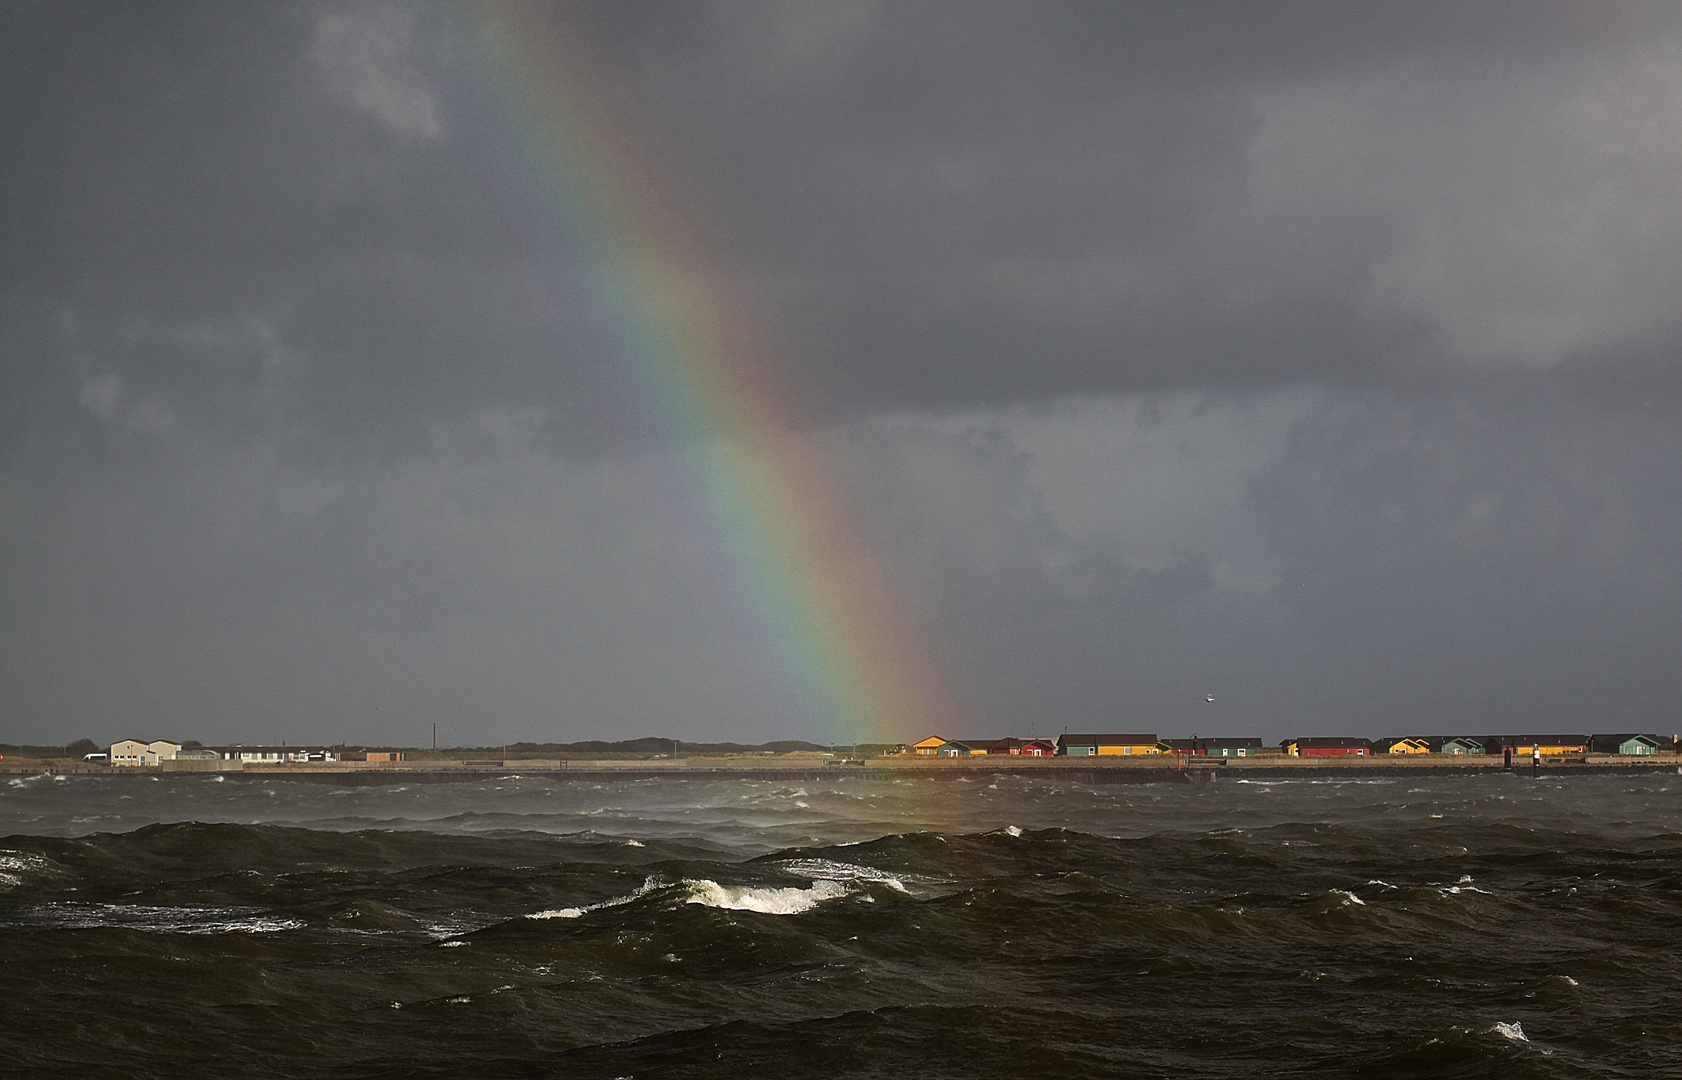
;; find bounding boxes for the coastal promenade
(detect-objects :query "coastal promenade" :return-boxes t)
[4,756,1217,784]
[6,753,1679,783]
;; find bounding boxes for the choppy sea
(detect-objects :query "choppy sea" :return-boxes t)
[4,770,1682,1078]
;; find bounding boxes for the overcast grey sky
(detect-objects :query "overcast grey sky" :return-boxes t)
[4,1,1682,747]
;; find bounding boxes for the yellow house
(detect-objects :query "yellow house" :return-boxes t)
[911,736,948,756]
[1103,735,1162,756]
[1386,738,1431,754]
[1058,734,1163,756]
[1508,736,1588,756]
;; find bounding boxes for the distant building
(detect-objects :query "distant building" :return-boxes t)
[936,740,973,756]
[108,740,182,766]
[1496,736,1587,756]
[1057,734,1164,757]
[1440,737,1489,755]
[1162,738,1263,757]
[1589,734,1664,755]
[1378,738,1431,755]
[1284,738,1372,757]
[202,746,339,763]
[365,751,405,762]
[911,736,949,756]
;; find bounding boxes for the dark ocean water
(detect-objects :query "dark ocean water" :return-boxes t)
[4,771,1682,1079]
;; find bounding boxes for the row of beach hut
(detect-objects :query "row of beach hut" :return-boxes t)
[903,733,1674,758]
[906,735,1265,757]
[1288,734,1673,756]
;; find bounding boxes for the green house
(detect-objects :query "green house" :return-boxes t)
[1590,734,1663,755]
[1441,738,1487,755]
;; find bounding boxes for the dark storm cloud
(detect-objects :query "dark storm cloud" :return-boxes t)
[625,0,1682,408]
[7,0,1682,450]
[5,2,1682,745]
[0,1,591,453]
[852,382,1682,736]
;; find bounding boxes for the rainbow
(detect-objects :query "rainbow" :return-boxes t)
[450,2,955,744]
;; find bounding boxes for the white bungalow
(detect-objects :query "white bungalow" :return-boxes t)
[203,745,339,763]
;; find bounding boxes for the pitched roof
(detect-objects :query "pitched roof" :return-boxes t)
[201,745,332,753]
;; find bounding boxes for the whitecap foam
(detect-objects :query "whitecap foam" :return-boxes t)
[530,876,663,920]
[681,878,849,914]
[1489,1021,1528,1042]
[1326,889,1366,906]
[23,903,303,933]
[0,851,52,889]
[776,858,912,892]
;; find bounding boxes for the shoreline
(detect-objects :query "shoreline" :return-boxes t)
[5,755,1679,783]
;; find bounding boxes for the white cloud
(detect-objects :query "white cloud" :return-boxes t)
[751,0,880,84]
[79,374,123,423]
[310,3,445,141]
[78,373,176,435]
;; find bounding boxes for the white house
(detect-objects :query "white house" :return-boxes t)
[108,739,183,766]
